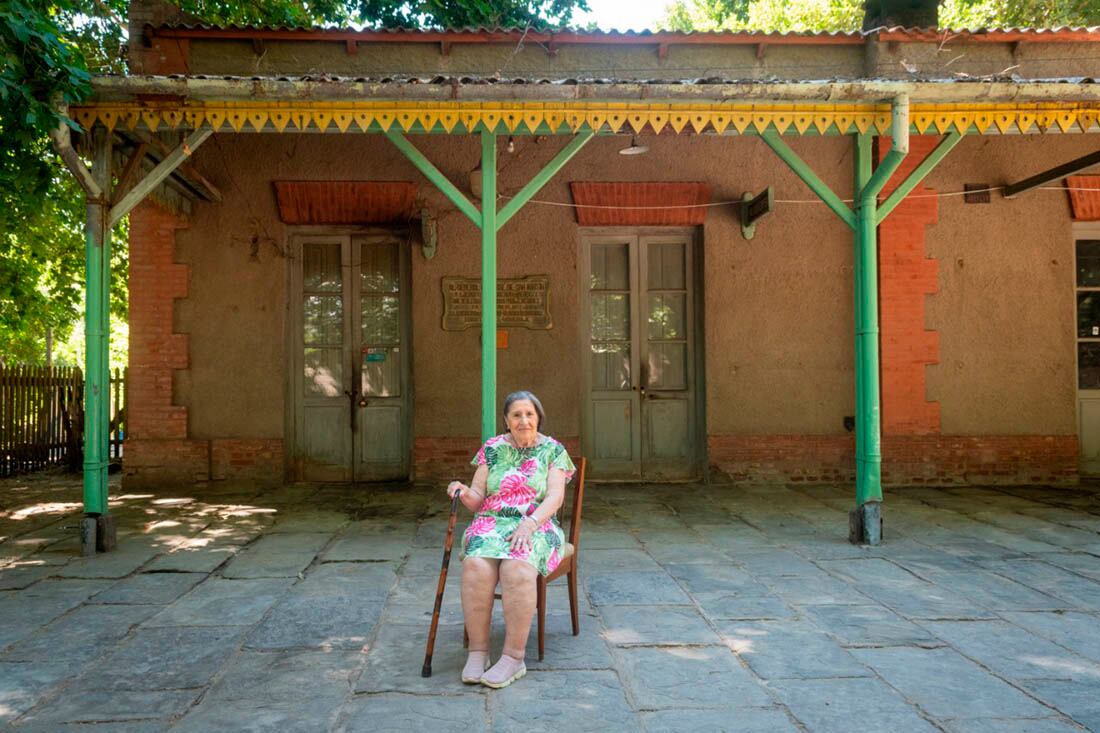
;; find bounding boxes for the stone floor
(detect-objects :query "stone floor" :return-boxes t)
[1,473,1100,731]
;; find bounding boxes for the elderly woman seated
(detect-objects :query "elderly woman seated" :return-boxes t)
[446,390,575,689]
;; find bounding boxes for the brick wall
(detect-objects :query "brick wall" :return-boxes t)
[878,135,942,435]
[709,435,1077,486]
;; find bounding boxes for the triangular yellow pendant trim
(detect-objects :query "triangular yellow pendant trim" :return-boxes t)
[834,115,853,134]
[973,113,994,133]
[647,113,668,134]
[1056,111,1076,133]
[873,113,891,134]
[142,109,162,131]
[184,109,205,129]
[439,111,460,133]
[952,114,973,134]
[1079,111,1098,132]
[122,109,142,131]
[205,109,226,131]
[628,113,648,134]
[375,112,396,132]
[793,115,813,134]
[248,110,269,132]
[813,115,832,134]
[669,113,690,133]
[99,110,118,133]
[162,110,183,129]
[688,113,710,134]
[912,113,935,134]
[853,114,873,134]
[993,113,1014,134]
[333,112,354,133]
[501,110,522,132]
[772,115,792,134]
[395,110,416,132]
[73,108,97,131]
[710,114,731,134]
[482,112,503,133]
[522,111,543,133]
[586,111,609,132]
[606,112,627,133]
[1016,112,1035,133]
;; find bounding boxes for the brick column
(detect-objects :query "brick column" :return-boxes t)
[125,201,209,486]
[877,135,942,436]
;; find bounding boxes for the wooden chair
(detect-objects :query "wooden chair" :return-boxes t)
[463,457,587,661]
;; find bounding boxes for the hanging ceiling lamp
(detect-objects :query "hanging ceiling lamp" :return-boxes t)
[619,136,649,155]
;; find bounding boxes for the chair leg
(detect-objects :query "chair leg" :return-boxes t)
[567,569,580,636]
[463,626,468,648]
[536,576,547,662]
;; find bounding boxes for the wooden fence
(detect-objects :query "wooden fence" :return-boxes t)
[0,365,127,477]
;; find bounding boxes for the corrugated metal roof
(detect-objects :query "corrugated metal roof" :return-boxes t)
[274,181,417,224]
[153,22,1100,41]
[96,72,1100,85]
[570,182,711,226]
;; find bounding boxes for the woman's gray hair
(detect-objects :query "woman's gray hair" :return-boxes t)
[502,390,546,431]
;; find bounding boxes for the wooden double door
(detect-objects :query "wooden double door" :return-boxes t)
[580,230,702,480]
[291,233,411,481]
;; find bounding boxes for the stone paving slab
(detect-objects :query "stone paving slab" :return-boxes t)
[999,611,1100,663]
[1,602,158,664]
[18,688,202,727]
[220,532,331,578]
[172,694,344,733]
[89,570,205,604]
[338,692,487,732]
[615,644,772,710]
[851,646,1055,719]
[586,570,693,606]
[769,677,941,733]
[600,604,721,645]
[144,577,294,626]
[718,619,871,680]
[489,670,637,732]
[0,661,75,724]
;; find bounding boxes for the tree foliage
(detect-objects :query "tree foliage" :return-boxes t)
[0,0,588,367]
[659,0,1100,31]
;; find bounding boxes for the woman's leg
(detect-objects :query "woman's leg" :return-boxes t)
[499,559,538,659]
[461,557,499,652]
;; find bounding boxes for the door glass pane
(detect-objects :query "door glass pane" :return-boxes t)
[361,294,400,344]
[647,242,686,290]
[303,243,342,292]
[304,295,343,345]
[362,242,399,293]
[304,348,343,396]
[592,294,629,340]
[1081,343,1100,389]
[591,343,630,390]
[647,293,686,340]
[1078,240,1100,287]
[361,347,400,397]
[1078,293,1100,338]
[591,244,629,290]
[647,343,687,390]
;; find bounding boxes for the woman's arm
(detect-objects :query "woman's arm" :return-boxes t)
[459,464,489,512]
[529,467,566,526]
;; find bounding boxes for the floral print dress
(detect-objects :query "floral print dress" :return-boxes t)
[461,433,576,576]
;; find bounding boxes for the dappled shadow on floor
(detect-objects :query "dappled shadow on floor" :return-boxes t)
[1,474,1100,731]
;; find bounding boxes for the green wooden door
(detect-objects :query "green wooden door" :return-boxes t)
[581,231,699,480]
[293,234,410,482]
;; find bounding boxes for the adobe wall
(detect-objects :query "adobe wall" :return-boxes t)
[126,128,1093,487]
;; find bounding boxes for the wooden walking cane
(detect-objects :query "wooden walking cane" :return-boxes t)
[422,489,461,677]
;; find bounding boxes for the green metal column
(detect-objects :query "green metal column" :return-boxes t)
[853,134,879,506]
[480,132,498,441]
[83,126,111,517]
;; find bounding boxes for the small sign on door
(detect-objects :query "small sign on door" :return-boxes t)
[363,347,386,363]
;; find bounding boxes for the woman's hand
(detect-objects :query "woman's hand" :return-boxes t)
[446,481,467,501]
[508,515,539,553]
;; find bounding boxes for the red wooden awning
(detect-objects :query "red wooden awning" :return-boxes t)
[273,181,417,224]
[569,182,711,226]
[1067,175,1100,221]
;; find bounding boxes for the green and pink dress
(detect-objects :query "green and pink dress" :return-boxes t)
[461,433,576,576]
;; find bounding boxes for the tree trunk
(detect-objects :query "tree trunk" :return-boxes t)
[863,0,938,30]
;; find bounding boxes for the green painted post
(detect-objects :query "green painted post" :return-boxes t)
[877,132,962,224]
[84,126,111,517]
[853,134,872,506]
[761,131,856,230]
[481,132,498,441]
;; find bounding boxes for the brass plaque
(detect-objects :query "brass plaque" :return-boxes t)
[442,275,551,331]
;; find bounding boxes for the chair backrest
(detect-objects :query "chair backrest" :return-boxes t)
[565,457,587,551]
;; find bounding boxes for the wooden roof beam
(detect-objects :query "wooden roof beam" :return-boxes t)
[1004,147,1100,198]
[118,128,222,203]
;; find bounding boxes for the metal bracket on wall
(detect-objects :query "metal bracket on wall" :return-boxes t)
[739,187,773,241]
[420,209,438,259]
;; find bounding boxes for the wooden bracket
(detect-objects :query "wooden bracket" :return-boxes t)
[440,40,451,56]
[755,43,767,61]
[120,129,222,204]
[109,128,213,227]
[657,43,668,60]
[251,38,265,55]
[346,39,357,55]
[112,142,148,204]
